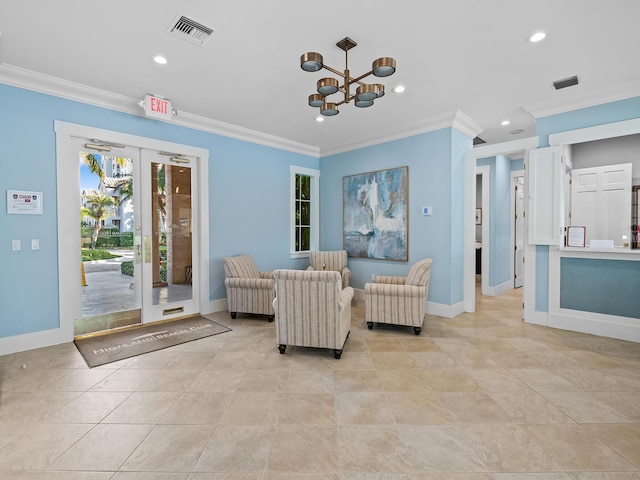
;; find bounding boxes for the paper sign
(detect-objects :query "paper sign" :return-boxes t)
[7,190,43,215]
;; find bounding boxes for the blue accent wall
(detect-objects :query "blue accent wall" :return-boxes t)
[320,127,472,306]
[0,83,317,338]
[560,258,640,318]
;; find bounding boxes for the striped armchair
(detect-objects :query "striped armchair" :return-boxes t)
[364,258,433,335]
[306,250,351,288]
[273,269,354,359]
[223,254,275,321]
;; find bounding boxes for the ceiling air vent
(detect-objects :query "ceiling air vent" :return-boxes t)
[473,136,487,146]
[553,75,579,90]
[167,14,214,45]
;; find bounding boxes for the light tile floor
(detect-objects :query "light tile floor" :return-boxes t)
[1,288,640,479]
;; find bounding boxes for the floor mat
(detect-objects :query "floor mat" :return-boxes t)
[74,315,231,368]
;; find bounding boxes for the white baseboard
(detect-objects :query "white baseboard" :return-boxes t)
[202,298,228,315]
[524,310,549,327]
[549,310,640,343]
[484,280,512,297]
[0,327,69,356]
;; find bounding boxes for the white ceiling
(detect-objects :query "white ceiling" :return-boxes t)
[1,0,639,156]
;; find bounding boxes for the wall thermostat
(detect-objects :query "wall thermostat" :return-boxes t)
[422,206,432,216]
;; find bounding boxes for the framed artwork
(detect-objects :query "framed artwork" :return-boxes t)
[475,208,482,225]
[567,226,586,247]
[343,166,408,261]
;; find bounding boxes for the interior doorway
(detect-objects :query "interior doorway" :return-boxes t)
[512,171,524,288]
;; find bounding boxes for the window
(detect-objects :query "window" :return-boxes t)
[290,165,319,258]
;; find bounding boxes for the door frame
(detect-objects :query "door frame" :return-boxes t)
[510,169,525,288]
[476,165,490,296]
[55,121,210,341]
[464,136,539,313]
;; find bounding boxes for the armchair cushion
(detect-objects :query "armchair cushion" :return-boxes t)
[308,250,351,287]
[224,254,261,279]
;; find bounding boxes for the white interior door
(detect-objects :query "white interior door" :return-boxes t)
[140,150,199,323]
[514,175,524,288]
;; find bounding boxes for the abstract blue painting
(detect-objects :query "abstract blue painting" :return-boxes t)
[343,166,408,261]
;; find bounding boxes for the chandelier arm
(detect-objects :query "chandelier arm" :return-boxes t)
[349,70,374,84]
[322,64,346,78]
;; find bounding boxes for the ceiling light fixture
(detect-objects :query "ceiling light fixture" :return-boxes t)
[153,55,168,65]
[501,120,511,126]
[300,37,396,117]
[393,85,405,93]
[528,31,546,43]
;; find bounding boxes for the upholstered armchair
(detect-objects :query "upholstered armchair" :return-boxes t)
[223,254,275,321]
[306,250,351,288]
[273,269,354,359]
[364,258,433,335]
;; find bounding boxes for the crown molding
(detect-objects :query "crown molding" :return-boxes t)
[320,110,483,157]
[523,81,640,119]
[0,63,320,158]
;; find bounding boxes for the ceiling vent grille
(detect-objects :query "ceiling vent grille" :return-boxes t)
[553,75,579,90]
[167,15,214,45]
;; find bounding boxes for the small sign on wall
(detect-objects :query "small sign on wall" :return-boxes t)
[7,190,43,215]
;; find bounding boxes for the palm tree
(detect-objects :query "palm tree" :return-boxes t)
[82,153,104,181]
[81,194,118,248]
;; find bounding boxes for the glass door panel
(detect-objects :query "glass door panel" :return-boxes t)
[77,143,142,335]
[141,152,198,322]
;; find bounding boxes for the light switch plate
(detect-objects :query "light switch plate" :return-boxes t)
[31,239,40,250]
[12,239,21,251]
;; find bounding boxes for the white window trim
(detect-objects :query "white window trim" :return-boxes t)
[290,165,320,258]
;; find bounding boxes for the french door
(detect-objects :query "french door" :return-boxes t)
[77,140,198,335]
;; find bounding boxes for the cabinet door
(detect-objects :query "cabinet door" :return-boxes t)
[527,146,563,245]
[571,163,632,247]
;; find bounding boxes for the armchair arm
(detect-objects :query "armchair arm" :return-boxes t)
[374,275,406,285]
[339,286,354,311]
[365,282,425,298]
[259,271,274,279]
[341,266,352,288]
[225,277,274,290]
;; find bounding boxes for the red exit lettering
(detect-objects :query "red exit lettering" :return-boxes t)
[150,97,168,114]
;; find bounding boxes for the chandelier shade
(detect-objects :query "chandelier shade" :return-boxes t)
[356,84,379,101]
[300,37,396,116]
[300,52,323,72]
[354,98,374,108]
[372,57,396,77]
[308,94,324,107]
[317,78,339,95]
[321,102,340,116]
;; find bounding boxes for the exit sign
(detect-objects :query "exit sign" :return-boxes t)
[143,94,174,120]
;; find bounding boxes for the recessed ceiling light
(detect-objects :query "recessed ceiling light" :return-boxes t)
[501,120,511,126]
[153,55,168,65]
[315,116,324,122]
[393,85,405,94]
[529,31,546,43]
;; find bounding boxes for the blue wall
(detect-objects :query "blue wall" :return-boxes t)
[319,127,472,306]
[0,83,317,338]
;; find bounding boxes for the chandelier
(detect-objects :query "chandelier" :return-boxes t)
[300,37,396,116]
